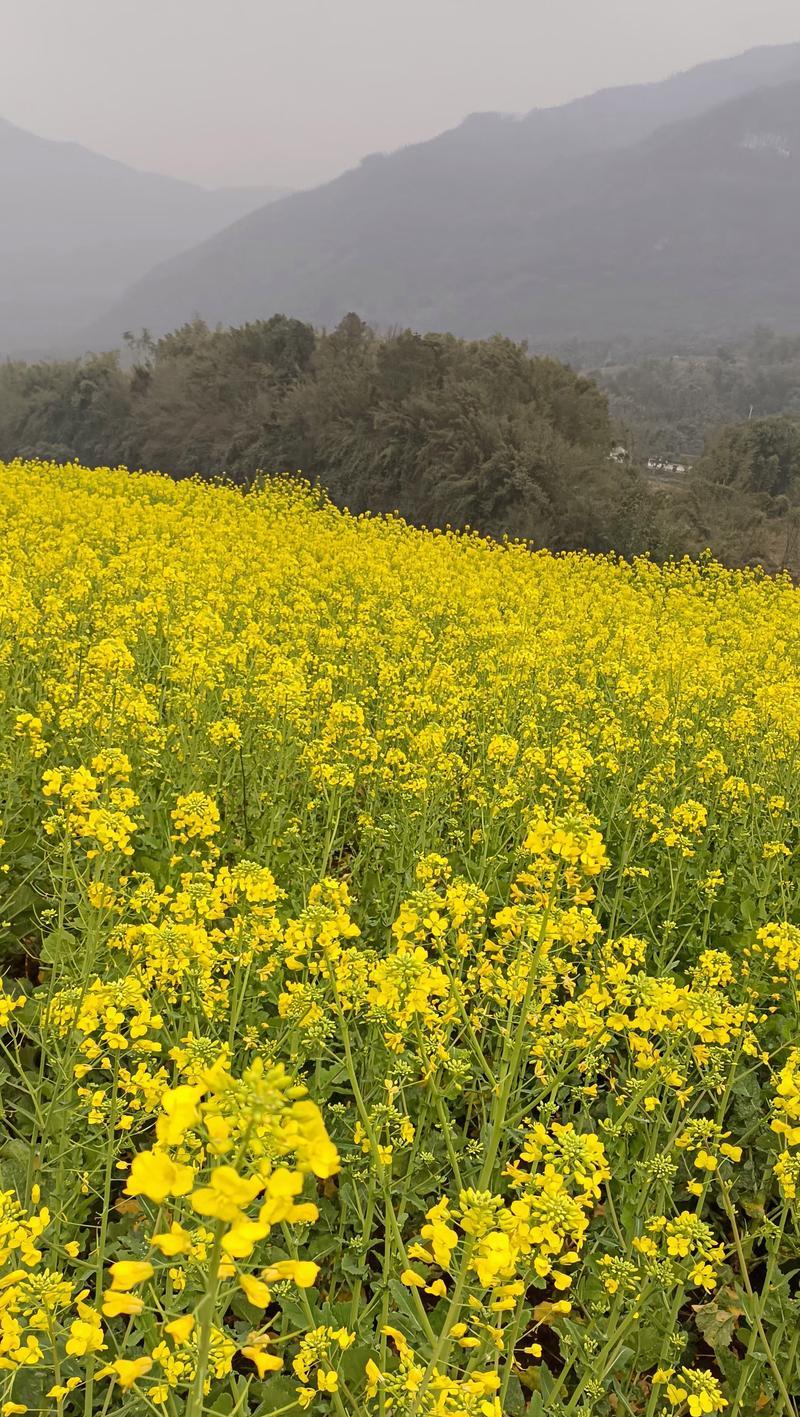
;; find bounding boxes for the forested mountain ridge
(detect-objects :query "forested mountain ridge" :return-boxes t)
[92,42,800,348]
[0,116,286,355]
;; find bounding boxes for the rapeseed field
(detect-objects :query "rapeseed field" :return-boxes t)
[1,459,799,1417]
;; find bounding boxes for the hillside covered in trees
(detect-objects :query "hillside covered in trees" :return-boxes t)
[1,314,799,571]
[594,328,800,457]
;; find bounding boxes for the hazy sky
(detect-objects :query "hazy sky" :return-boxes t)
[3,0,799,190]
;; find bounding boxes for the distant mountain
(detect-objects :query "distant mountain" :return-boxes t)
[486,79,800,345]
[514,37,800,154]
[0,117,287,354]
[93,41,800,349]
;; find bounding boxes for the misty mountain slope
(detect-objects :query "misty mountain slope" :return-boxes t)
[448,79,800,343]
[92,41,800,347]
[516,37,800,152]
[0,117,286,354]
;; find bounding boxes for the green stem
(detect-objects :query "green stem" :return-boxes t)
[186,1219,225,1417]
[720,1185,795,1417]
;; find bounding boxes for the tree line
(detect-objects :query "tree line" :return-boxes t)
[1,314,798,570]
[594,327,800,459]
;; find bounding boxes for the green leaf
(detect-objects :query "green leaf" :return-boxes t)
[387,1277,428,1335]
[523,1392,547,1416]
[276,1295,312,1333]
[206,1393,235,1415]
[40,927,77,965]
[502,1374,526,1415]
[693,1299,738,1351]
[251,1375,301,1414]
[0,1137,32,1194]
[632,1324,667,1367]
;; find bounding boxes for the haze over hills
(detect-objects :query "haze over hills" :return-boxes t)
[92,41,800,351]
[0,117,287,354]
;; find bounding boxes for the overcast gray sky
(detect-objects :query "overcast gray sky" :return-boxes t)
[2,0,799,190]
